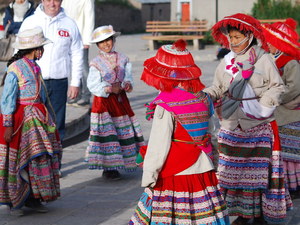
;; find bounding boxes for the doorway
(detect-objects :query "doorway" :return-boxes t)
[181,2,190,22]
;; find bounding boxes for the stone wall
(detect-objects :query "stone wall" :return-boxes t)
[95,2,143,33]
[141,3,171,28]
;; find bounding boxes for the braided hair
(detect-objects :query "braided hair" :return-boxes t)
[1,48,35,86]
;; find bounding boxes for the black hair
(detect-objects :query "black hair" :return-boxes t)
[96,36,115,46]
[227,25,249,36]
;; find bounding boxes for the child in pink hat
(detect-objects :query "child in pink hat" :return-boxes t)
[129,39,229,225]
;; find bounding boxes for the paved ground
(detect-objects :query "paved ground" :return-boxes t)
[0,34,300,225]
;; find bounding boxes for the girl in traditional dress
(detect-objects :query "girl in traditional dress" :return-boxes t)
[129,39,229,225]
[0,27,61,216]
[86,25,145,180]
[263,18,300,197]
[204,13,293,225]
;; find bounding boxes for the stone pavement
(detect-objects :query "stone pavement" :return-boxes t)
[0,34,300,225]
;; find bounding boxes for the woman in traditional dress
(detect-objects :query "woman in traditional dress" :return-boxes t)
[0,27,61,216]
[204,13,293,225]
[86,25,145,180]
[263,18,300,197]
[129,39,229,225]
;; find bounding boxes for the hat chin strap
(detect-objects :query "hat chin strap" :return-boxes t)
[230,34,254,55]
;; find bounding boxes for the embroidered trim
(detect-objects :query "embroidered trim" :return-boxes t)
[3,114,13,127]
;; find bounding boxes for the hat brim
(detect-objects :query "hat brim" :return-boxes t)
[90,32,121,44]
[12,39,52,50]
[141,65,205,92]
[263,24,300,60]
[212,13,268,51]
[143,57,201,81]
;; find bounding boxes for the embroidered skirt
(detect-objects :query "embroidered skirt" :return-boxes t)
[279,121,300,191]
[217,122,292,223]
[0,103,61,209]
[87,91,145,171]
[129,171,229,225]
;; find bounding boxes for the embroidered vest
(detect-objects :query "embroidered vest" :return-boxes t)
[151,88,213,142]
[150,88,214,177]
[8,58,41,104]
[90,52,129,84]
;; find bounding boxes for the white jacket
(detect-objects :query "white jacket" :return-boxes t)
[19,4,83,87]
[62,0,95,46]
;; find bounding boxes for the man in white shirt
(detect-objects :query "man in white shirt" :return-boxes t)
[62,0,95,106]
[19,0,83,143]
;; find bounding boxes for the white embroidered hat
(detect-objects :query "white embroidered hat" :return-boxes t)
[12,27,52,50]
[90,25,121,44]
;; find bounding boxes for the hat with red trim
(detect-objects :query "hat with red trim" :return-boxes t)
[141,39,204,91]
[262,18,300,59]
[211,13,268,51]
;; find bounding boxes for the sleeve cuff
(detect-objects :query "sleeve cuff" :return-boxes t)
[70,79,81,87]
[2,114,13,127]
[141,170,158,188]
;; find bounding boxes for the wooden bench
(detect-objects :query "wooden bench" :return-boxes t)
[142,20,209,50]
[259,19,286,23]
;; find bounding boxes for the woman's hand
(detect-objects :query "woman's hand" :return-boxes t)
[4,127,13,143]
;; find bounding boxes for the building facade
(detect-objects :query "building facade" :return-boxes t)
[140,0,171,26]
[170,0,257,26]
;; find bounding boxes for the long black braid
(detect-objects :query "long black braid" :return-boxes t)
[1,48,36,86]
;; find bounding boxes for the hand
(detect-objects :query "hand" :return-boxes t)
[4,127,13,143]
[214,99,223,120]
[104,86,112,94]
[83,45,90,49]
[124,82,133,93]
[68,86,80,99]
[111,83,121,94]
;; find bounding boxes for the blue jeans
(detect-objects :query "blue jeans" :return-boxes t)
[44,78,68,141]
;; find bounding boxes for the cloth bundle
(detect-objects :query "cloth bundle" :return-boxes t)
[0,23,15,62]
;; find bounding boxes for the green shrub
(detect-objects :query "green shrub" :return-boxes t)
[252,0,300,26]
[203,30,216,45]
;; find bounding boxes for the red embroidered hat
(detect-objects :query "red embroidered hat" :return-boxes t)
[211,13,268,51]
[141,39,204,92]
[263,18,300,59]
